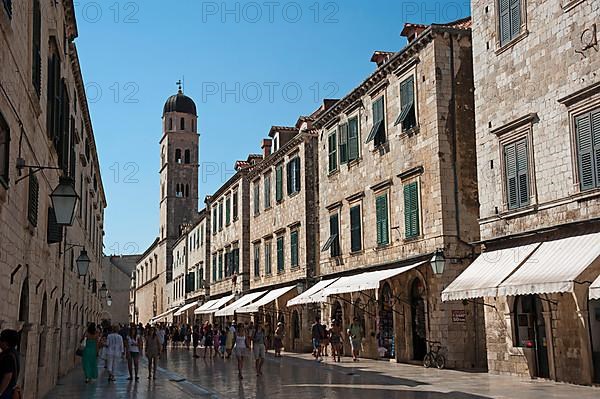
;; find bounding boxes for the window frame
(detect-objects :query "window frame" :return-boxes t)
[573,107,600,192]
[366,95,386,146]
[347,115,360,162]
[232,190,239,221]
[264,171,272,209]
[328,129,338,173]
[225,195,231,225]
[253,179,261,216]
[253,243,261,278]
[290,229,299,268]
[276,235,285,273]
[375,192,390,247]
[349,204,362,253]
[496,0,527,50]
[275,164,284,202]
[264,240,272,276]
[395,73,418,132]
[403,180,421,239]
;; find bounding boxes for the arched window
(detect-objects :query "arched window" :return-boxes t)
[168,118,173,131]
[175,149,182,163]
[180,118,185,130]
[191,119,195,133]
[18,277,29,322]
[184,149,191,164]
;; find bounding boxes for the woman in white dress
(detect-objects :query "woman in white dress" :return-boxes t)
[234,324,249,380]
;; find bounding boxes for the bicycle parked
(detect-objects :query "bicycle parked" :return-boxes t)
[423,340,446,369]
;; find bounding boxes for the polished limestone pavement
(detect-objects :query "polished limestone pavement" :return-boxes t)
[46,348,599,398]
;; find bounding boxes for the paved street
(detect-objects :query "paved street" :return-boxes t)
[45,348,600,398]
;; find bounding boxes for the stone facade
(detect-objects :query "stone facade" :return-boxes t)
[0,1,107,397]
[312,19,486,369]
[132,239,165,325]
[471,0,600,385]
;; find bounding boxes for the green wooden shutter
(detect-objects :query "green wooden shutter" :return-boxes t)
[226,197,231,224]
[28,174,39,227]
[212,255,216,282]
[276,165,283,201]
[577,113,595,191]
[504,142,519,208]
[47,207,63,244]
[509,0,521,39]
[376,195,389,246]
[404,182,420,238]
[499,0,511,45]
[290,231,298,267]
[277,237,284,272]
[328,133,338,171]
[350,205,362,252]
[339,124,349,164]
[348,117,359,161]
[516,140,529,206]
[330,213,340,256]
[286,162,292,195]
[294,157,301,192]
[254,245,260,277]
[592,110,600,188]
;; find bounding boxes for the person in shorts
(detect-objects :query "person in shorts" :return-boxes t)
[311,318,323,361]
[252,321,266,376]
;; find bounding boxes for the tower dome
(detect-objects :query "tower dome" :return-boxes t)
[162,88,197,117]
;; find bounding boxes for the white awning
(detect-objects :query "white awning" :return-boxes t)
[237,286,297,313]
[322,262,425,297]
[194,294,235,315]
[590,274,600,300]
[287,278,340,306]
[497,232,600,296]
[174,301,198,316]
[150,307,178,323]
[214,291,268,317]
[441,244,540,302]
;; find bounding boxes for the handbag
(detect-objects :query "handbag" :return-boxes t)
[76,337,86,357]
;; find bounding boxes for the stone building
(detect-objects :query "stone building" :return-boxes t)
[243,116,324,351]
[0,1,107,397]
[443,0,600,385]
[132,88,202,325]
[303,18,486,369]
[102,255,139,325]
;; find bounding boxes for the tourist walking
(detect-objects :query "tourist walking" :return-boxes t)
[347,317,364,362]
[192,324,200,358]
[329,320,342,362]
[105,326,125,382]
[321,322,330,357]
[0,329,20,399]
[81,323,99,383]
[311,318,324,362]
[234,324,249,380]
[252,322,266,376]
[125,327,142,380]
[156,324,166,355]
[225,322,235,359]
[145,327,162,379]
[203,324,213,359]
[274,322,285,357]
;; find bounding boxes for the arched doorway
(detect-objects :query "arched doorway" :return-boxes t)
[410,279,427,361]
[17,278,29,388]
[379,283,394,359]
[515,295,549,378]
[291,310,300,341]
[331,301,343,325]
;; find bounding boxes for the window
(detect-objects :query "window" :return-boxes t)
[348,117,360,162]
[504,138,529,209]
[276,236,284,273]
[218,252,223,280]
[264,172,271,209]
[322,213,340,257]
[254,243,260,277]
[225,196,231,225]
[575,109,600,191]
[376,193,390,246]
[232,246,239,275]
[218,201,223,230]
[0,111,9,185]
[28,174,39,227]
[212,254,217,282]
[404,182,420,238]
[350,205,362,252]
[168,118,172,130]
[275,164,283,201]
[265,241,272,275]
[184,149,191,164]
[175,149,182,163]
[339,124,348,164]
[180,117,185,130]
[212,207,217,234]
[366,96,386,146]
[232,190,239,220]
[290,230,299,268]
[32,0,42,96]
[499,0,522,46]
[328,131,337,172]
[253,180,260,216]
[224,248,231,277]
[395,76,416,131]
[286,157,301,195]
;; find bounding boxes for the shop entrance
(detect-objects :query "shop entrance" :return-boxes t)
[589,299,600,383]
[379,283,394,358]
[515,295,550,378]
[410,279,427,361]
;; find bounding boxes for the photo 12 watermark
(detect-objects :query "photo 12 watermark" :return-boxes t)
[200,81,339,104]
[200,2,340,24]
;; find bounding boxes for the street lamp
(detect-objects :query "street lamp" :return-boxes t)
[50,177,79,225]
[76,249,91,277]
[106,294,112,307]
[99,282,108,298]
[430,249,446,275]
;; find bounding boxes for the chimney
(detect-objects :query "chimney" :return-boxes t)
[370,51,395,67]
[261,139,272,157]
[400,23,428,44]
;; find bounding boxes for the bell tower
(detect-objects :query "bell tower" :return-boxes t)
[159,82,199,281]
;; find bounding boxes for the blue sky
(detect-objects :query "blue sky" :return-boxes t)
[73,0,470,255]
